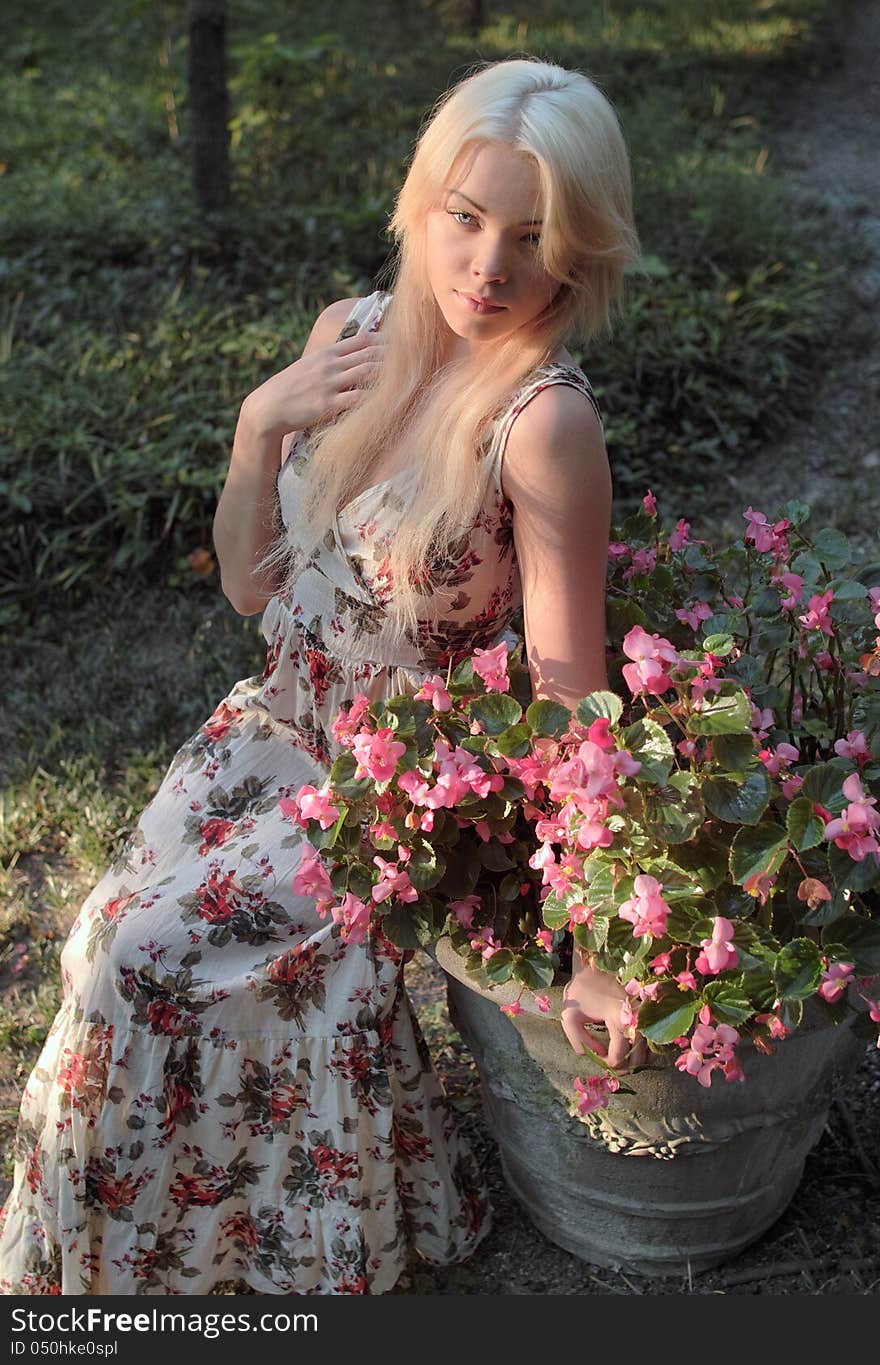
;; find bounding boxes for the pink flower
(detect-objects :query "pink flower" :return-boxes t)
[822,773,880,861]
[695,917,738,975]
[870,586,880,629]
[535,929,555,953]
[500,999,525,1018]
[292,843,334,901]
[370,856,419,905]
[621,625,679,696]
[330,693,372,746]
[568,903,595,931]
[573,1074,620,1116]
[797,877,832,911]
[798,589,834,635]
[675,1021,742,1088]
[834,729,871,768]
[352,727,407,783]
[330,893,372,946]
[758,741,800,778]
[622,546,657,581]
[650,951,672,976]
[469,926,503,960]
[775,570,804,611]
[414,675,452,711]
[533,994,551,1013]
[472,642,510,693]
[450,894,481,929]
[743,507,790,557]
[618,874,670,939]
[781,773,804,799]
[675,600,712,631]
[668,518,690,551]
[284,783,341,831]
[675,969,698,991]
[642,490,657,516]
[607,541,630,559]
[817,961,855,1004]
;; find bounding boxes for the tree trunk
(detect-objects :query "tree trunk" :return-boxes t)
[187,0,231,215]
[463,0,485,36]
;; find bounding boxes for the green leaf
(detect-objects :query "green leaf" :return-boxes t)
[407,845,446,891]
[685,686,752,736]
[575,690,623,726]
[479,841,515,872]
[711,732,759,772]
[786,797,826,852]
[828,845,880,893]
[437,844,481,899]
[741,963,777,1012]
[812,527,850,571]
[701,632,734,657]
[380,900,442,951]
[541,893,574,931]
[658,834,729,892]
[823,914,880,973]
[774,938,823,1000]
[702,981,754,1025]
[328,749,373,800]
[643,776,705,844]
[526,698,572,737]
[513,947,555,990]
[494,721,533,758]
[703,767,770,826]
[450,657,475,689]
[801,762,850,811]
[621,716,674,785]
[468,693,523,736]
[637,992,698,1045]
[799,886,849,927]
[730,822,790,886]
[484,949,514,985]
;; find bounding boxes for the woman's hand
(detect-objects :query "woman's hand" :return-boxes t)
[242,326,387,442]
[561,953,647,1071]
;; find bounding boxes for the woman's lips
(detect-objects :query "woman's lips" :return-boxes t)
[456,291,505,314]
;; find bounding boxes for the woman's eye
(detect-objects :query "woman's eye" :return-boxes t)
[449,209,540,248]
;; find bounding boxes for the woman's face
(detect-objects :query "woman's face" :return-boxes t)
[425,142,559,362]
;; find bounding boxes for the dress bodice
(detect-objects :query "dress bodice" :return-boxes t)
[227,290,602,768]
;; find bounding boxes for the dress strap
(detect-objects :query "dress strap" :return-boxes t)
[335,290,392,341]
[486,362,604,493]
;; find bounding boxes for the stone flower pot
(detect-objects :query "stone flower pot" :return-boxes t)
[432,936,865,1277]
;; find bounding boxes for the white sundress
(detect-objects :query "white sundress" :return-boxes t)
[0,290,602,1294]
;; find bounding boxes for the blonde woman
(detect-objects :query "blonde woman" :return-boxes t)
[0,57,641,1295]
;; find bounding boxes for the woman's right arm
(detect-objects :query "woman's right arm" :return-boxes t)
[212,296,384,615]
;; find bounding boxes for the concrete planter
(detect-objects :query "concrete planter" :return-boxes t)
[433,936,865,1277]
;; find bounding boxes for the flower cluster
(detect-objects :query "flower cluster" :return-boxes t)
[283,495,880,1125]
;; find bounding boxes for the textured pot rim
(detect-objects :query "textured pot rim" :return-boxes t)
[428,934,860,1048]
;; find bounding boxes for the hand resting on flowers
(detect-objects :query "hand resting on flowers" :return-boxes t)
[561,953,647,1071]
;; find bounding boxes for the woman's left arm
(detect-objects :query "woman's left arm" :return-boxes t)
[502,382,612,710]
[503,383,645,1070]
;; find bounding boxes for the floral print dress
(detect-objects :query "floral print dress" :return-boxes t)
[0,291,602,1296]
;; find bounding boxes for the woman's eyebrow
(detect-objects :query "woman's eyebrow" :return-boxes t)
[446,190,543,226]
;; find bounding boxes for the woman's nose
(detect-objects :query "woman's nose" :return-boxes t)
[473,239,509,282]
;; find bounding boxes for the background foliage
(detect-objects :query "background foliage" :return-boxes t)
[0,0,856,622]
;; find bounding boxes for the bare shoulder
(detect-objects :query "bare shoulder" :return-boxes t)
[502,379,607,508]
[306,295,365,351]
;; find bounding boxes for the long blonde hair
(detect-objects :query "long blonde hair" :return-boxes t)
[255,57,640,644]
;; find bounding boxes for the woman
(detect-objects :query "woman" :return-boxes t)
[0,56,641,1295]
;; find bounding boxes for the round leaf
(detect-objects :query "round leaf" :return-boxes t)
[526,698,572,737]
[468,693,523,736]
[576,690,623,727]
